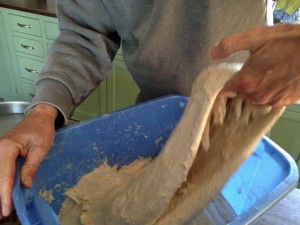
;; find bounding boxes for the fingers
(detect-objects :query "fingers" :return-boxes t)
[0,104,57,219]
[0,143,47,218]
[223,67,299,107]
[210,24,300,59]
[20,146,46,189]
[223,61,263,94]
[0,142,50,218]
[214,24,300,107]
[0,140,19,218]
[223,66,274,105]
[210,26,268,59]
[0,178,14,219]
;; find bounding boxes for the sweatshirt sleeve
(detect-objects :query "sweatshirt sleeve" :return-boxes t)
[26,0,120,125]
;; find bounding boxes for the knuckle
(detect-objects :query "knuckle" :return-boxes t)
[236,79,256,93]
[270,97,288,107]
[280,23,296,32]
[270,100,283,107]
[23,163,38,174]
[31,146,48,161]
[247,93,269,105]
[0,176,8,186]
[254,96,268,105]
[22,165,38,181]
[0,138,13,147]
[0,176,13,192]
[219,37,233,53]
[253,26,267,36]
[0,137,22,153]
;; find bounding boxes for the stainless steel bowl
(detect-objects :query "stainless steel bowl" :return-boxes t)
[0,101,29,137]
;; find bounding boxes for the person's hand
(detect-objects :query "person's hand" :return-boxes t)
[0,104,58,218]
[210,24,300,107]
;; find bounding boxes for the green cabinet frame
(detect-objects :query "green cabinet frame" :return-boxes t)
[0,10,17,100]
[107,57,140,113]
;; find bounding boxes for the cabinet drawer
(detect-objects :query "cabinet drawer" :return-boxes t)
[22,82,36,102]
[13,36,44,57]
[17,56,44,81]
[9,14,41,37]
[45,21,59,40]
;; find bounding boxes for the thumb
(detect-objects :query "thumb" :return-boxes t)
[20,147,45,188]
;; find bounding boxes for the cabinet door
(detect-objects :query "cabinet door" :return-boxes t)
[44,21,59,40]
[269,104,300,188]
[72,79,107,121]
[270,117,300,160]
[0,11,17,100]
[107,59,140,112]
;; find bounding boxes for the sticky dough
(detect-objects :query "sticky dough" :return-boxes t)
[58,64,284,225]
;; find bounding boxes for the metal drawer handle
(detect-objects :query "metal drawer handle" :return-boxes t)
[21,44,35,50]
[25,67,39,74]
[29,93,35,97]
[17,23,32,29]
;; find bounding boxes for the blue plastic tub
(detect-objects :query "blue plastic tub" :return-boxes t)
[12,95,299,225]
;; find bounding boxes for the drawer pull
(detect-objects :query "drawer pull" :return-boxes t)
[21,44,35,50]
[17,23,32,29]
[29,93,35,98]
[25,67,39,74]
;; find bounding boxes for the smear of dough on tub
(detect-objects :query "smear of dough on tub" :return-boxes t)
[39,189,54,204]
[58,64,284,225]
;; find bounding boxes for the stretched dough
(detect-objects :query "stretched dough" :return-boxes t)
[58,64,284,225]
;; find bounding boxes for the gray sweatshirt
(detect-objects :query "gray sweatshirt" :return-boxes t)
[28,0,268,124]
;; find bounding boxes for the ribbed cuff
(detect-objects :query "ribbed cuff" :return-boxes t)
[25,79,75,127]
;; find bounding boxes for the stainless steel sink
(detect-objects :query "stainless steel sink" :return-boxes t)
[0,101,29,137]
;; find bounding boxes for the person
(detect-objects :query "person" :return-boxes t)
[0,0,300,219]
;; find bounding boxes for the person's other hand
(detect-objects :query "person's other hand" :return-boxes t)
[211,24,300,107]
[0,104,58,218]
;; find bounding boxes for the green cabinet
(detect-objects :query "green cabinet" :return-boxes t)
[72,80,108,121]
[269,104,300,187]
[0,7,140,121]
[2,8,59,104]
[72,49,140,120]
[0,10,17,100]
[107,51,140,112]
